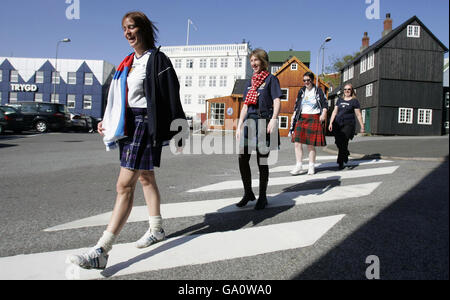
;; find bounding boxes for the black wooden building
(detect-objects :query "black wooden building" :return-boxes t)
[339,14,448,136]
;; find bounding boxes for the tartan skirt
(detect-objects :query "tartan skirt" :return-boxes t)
[119,108,162,171]
[291,114,326,146]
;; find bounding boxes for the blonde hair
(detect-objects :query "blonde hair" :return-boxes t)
[250,48,269,71]
[343,84,357,99]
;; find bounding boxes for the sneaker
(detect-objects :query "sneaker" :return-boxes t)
[135,228,166,249]
[290,164,305,175]
[69,247,109,270]
[307,165,315,175]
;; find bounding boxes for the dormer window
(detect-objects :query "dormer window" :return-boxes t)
[407,25,420,38]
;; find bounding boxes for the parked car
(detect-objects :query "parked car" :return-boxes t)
[0,110,7,135]
[70,113,94,132]
[0,106,27,133]
[6,102,71,133]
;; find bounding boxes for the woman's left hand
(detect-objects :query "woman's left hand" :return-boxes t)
[267,119,278,134]
[319,114,327,123]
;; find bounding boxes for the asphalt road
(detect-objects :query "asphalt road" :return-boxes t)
[0,131,448,280]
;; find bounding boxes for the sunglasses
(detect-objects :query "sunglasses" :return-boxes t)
[344,88,352,91]
[303,79,311,82]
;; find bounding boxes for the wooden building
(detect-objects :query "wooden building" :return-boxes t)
[206,57,329,137]
[340,14,448,135]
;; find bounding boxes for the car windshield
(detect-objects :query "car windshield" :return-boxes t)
[57,104,69,114]
[0,106,18,114]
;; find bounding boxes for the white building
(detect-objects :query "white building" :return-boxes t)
[160,43,252,120]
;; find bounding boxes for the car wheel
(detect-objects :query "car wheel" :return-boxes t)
[35,121,48,133]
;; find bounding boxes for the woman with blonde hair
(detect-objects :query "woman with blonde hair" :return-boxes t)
[328,83,364,169]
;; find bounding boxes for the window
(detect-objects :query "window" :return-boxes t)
[0,70,2,82]
[10,70,19,83]
[398,108,413,124]
[84,73,93,85]
[51,94,59,103]
[210,103,225,126]
[361,109,366,124]
[68,72,77,85]
[9,92,18,103]
[279,116,288,129]
[209,76,216,87]
[407,25,421,38]
[199,76,206,87]
[220,58,228,68]
[280,88,289,101]
[445,121,449,130]
[198,95,206,105]
[349,65,354,79]
[67,94,76,108]
[291,63,298,71]
[271,66,280,74]
[38,103,54,113]
[175,59,182,68]
[0,92,2,102]
[219,76,227,87]
[445,92,449,108]
[35,71,44,84]
[199,59,207,68]
[186,59,193,69]
[185,76,193,87]
[34,93,43,102]
[52,72,60,84]
[83,95,92,109]
[210,58,217,68]
[360,56,367,74]
[366,83,373,97]
[184,94,192,105]
[367,52,375,70]
[235,58,243,68]
[343,68,349,82]
[418,109,432,125]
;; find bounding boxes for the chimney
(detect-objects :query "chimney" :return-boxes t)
[382,13,393,37]
[361,32,370,51]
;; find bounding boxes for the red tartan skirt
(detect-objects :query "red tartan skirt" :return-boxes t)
[291,114,326,146]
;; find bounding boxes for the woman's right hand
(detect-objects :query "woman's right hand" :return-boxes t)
[328,123,333,132]
[97,121,105,136]
[236,127,241,141]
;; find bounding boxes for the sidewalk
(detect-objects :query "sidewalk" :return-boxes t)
[323,135,449,162]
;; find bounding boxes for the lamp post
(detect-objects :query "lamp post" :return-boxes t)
[316,36,331,85]
[53,38,71,101]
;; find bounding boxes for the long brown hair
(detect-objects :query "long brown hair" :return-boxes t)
[122,11,159,49]
[250,48,269,71]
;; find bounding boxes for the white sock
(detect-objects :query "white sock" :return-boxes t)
[149,216,163,234]
[296,161,303,167]
[95,231,116,253]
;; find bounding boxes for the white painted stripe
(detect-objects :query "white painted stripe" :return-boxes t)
[1,215,345,280]
[187,166,399,193]
[270,159,392,173]
[44,183,380,232]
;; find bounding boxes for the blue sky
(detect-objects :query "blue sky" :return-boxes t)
[1,0,448,72]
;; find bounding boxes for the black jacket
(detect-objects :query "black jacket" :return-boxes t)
[290,85,328,133]
[143,47,188,147]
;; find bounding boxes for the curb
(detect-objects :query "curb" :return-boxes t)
[323,146,449,163]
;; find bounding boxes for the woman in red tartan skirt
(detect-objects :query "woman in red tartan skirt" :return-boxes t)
[289,72,328,175]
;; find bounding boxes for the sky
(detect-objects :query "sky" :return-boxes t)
[0,0,448,73]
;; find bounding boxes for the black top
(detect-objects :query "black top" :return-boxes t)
[335,98,360,126]
[243,74,283,118]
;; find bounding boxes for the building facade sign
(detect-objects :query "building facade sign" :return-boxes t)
[10,84,38,92]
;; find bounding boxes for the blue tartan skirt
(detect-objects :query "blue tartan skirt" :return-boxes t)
[119,108,162,171]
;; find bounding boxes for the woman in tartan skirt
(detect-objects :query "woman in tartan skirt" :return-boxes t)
[289,72,328,175]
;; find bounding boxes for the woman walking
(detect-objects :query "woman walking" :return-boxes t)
[69,11,187,269]
[328,84,365,169]
[235,49,282,210]
[289,72,328,175]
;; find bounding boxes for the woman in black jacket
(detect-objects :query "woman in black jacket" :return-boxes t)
[328,84,365,169]
[69,11,187,270]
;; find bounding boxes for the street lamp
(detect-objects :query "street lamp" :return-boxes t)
[53,38,71,101]
[316,36,332,85]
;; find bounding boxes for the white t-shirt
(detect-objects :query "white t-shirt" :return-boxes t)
[127,51,151,108]
[301,87,320,114]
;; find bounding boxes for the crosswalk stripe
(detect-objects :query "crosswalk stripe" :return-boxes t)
[187,166,399,193]
[1,215,345,280]
[43,182,381,232]
[270,159,392,173]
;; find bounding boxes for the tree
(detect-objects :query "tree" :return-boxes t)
[325,52,360,73]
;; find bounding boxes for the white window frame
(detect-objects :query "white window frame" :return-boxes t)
[0,92,2,102]
[83,95,92,109]
[84,73,93,85]
[68,72,77,85]
[219,76,227,87]
[349,65,354,79]
[199,76,206,87]
[184,94,192,105]
[271,66,280,74]
[398,108,413,124]
[175,59,182,69]
[35,71,44,84]
[291,63,298,71]
[280,88,289,102]
[199,59,207,68]
[220,58,228,68]
[407,25,421,38]
[235,58,242,68]
[186,59,193,69]
[9,92,18,103]
[343,68,349,82]
[52,72,60,84]
[34,93,43,102]
[210,58,217,68]
[278,116,289,129]
[209,76,216,87]
[366,83,373,97]
[210,102,225,126]
[67,94,76,108]
[417,109,432,125]
[367,52,375,70]
[198,95,206,105]
[0,70,2,82]
[361,109,366,124]
[10,70,19,83]
[445,121,449,130]
[185,76,193,87]
[51,93,60,103]
[360,56,367,74]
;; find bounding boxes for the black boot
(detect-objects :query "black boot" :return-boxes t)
[236,191,256,207]
[254,195,268,210]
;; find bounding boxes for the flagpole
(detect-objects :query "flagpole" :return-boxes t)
[186,18,190,45]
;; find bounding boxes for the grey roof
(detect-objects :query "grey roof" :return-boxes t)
[232,79,250,95]
[341,16,449,71]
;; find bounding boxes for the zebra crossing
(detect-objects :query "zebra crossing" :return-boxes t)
[0,157,399,280]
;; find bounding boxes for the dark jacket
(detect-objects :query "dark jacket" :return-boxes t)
[143,47,188,147]
[289,85,328,133]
